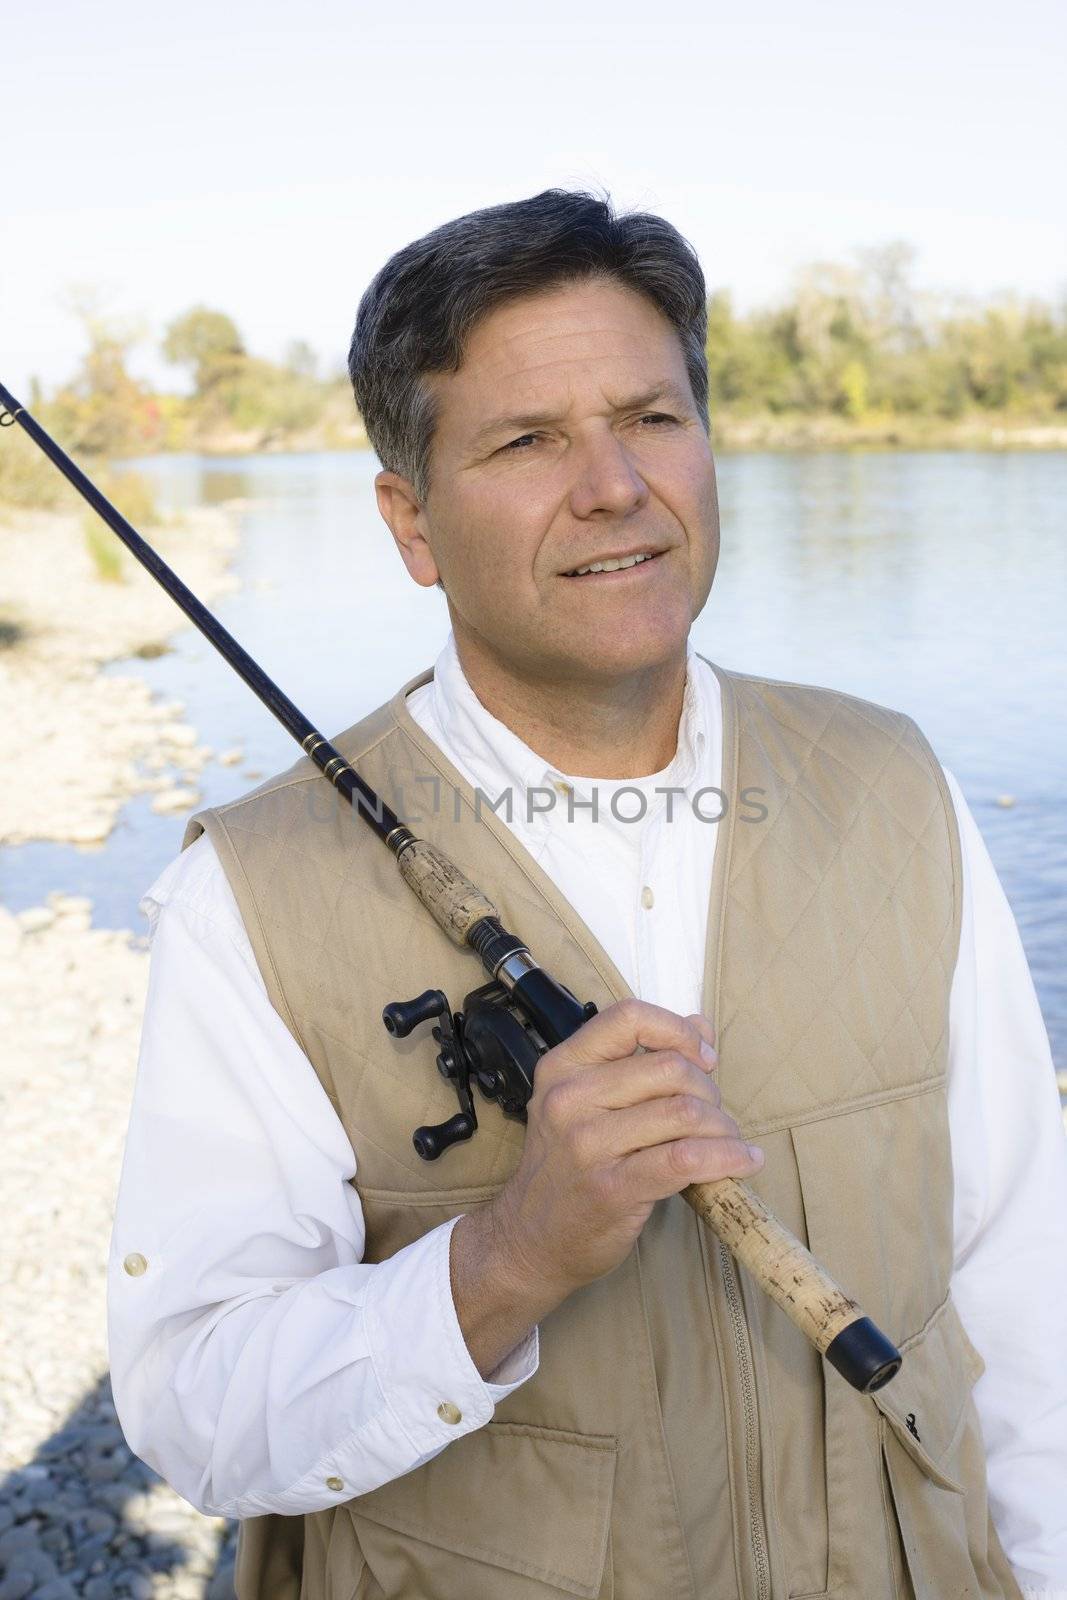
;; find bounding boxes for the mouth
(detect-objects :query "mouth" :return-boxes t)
[561,550,663,579]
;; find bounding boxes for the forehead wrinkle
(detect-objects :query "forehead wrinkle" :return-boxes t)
[482,322,660,382]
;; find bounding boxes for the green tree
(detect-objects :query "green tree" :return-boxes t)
[45,292,161,456]
[163,307,246,393]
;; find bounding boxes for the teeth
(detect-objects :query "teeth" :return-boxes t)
[571,552,654,577]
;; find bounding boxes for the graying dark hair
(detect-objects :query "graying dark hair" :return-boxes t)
[348,187,708,503]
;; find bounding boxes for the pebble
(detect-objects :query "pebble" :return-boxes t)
[118,1571,155,1600]
[46,895,91,917]
[74,1534,112,1563]
[150,787,200,816]
[81,1511,116,1538]
[2,1553,54,1586]
[0,1532,36,1563]
[173,1578,206,1600]
[0,909,238,1599]
[0,1572,35,1600]
[160,724,198,748]
[15,908,54,934]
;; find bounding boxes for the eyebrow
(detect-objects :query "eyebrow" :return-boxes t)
[468,380,693,451]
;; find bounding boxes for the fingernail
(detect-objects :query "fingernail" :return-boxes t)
[747,1144,764,1163]
[700,1040,719,1068]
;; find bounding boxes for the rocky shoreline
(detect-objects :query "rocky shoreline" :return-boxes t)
[0,501,242,1597]
[0,503,239,846]
[712,411,1067,452]
[0,900,238,1599]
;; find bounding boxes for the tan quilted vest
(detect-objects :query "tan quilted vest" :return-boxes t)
[184,659,1022,1600]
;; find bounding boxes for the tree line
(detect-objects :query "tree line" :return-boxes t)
[9,241,1067,476]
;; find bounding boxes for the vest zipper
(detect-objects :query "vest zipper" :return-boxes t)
[718,1240,771,1600]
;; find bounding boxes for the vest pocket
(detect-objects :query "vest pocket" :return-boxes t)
[345,1421,617,1599]
[871,1295,1015,1599]
[304,1507,368,1600]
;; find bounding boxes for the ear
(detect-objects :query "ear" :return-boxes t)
[374,470,440,588]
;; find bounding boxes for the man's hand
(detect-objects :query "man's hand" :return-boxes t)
[490,998,763,1296]
[450,999,764,1377]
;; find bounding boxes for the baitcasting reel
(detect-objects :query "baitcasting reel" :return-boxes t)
[382,981,596,1160]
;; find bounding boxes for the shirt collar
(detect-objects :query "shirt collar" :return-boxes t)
[425,633,711,818]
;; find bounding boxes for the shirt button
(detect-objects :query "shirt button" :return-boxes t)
[437,1401,463,1425]
[123,1253,148,1277]
[640,886,655,910]
[325,1476,344,1492]
[552,779,571,797]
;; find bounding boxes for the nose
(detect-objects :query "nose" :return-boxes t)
[568,424,650,521]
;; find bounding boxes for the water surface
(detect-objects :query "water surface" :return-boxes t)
[2,448,1063,1066]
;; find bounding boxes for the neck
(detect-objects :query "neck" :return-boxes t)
[450,627,689,779]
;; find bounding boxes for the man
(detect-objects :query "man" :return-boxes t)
[108,190,1067,1599]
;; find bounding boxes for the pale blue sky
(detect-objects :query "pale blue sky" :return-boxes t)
[3,0,1064,397]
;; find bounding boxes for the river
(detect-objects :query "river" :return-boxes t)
[1,447,1063,1068]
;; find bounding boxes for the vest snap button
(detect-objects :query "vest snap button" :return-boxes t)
[325,1476,344,1491]
[640,885,655,910]
[437,1401,463,1425]
[123,1253,148,1277]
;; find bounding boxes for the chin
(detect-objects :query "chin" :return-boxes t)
[560,624,688,683]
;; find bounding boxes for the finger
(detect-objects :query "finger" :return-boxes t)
[596,1096,743,1162]
[549,998,716,1075]
[558,1050,723,1113]
[619,1134,765,1202]
[684,1017,716,1068]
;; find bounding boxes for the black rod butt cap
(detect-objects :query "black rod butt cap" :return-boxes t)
[825,1317,902,1393]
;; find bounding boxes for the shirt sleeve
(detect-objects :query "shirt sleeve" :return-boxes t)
[943,768,1067,1598]
[107,834,539,1519]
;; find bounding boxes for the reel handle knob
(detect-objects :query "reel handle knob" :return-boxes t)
[382,989,448,1038]
[413,1112,477,1161]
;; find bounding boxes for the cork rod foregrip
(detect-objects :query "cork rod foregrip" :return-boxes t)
[682,1175,901,1391]
[396,839,500,945]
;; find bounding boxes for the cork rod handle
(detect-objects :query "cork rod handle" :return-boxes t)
[682,1175,901,1391]
[396,839,500,944]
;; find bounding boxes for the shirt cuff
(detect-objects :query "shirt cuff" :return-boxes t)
[360,1214,539,1460]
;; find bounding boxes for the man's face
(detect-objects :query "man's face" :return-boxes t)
[377,276,720,686]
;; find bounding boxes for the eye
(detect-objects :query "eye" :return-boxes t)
[637,412,677,427]
[499,432,541,453]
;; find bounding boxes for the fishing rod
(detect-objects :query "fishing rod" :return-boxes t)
[0,381,902,1393]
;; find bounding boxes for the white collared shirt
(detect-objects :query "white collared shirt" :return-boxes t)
[108,637,1067,1596]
